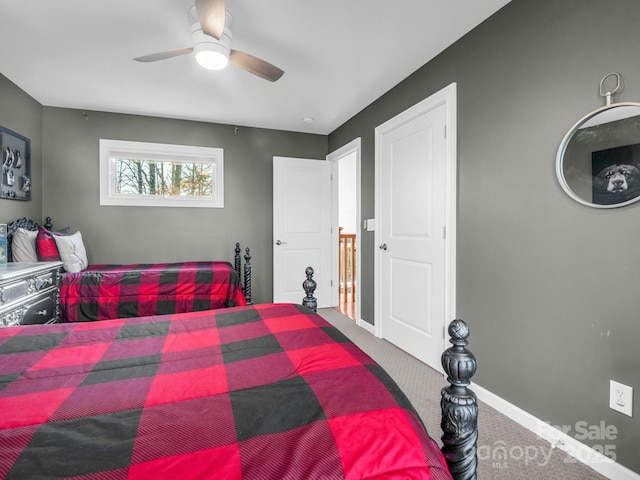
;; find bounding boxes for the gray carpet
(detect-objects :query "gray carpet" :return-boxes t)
[318,308,608,480]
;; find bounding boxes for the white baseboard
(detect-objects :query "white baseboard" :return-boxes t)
[472,383,640,480]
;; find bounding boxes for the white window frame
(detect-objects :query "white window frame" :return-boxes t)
[99,139,224,208]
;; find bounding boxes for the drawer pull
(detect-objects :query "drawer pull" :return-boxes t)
[36,278,53,289]
[36,310,48,316]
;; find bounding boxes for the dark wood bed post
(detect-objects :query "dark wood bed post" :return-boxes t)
[302,266,317,312]
[243,247,252,305]
[234,243,241,278]
[44,217,53,231]
[234,243,252,305]
[441,319,478,480]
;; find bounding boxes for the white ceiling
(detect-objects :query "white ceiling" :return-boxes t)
[0,1,510,135]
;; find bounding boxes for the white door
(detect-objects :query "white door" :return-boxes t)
[375,84,456,370]
[273,156,334,307]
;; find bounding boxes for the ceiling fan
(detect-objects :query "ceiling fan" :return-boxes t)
[133,0,284,82]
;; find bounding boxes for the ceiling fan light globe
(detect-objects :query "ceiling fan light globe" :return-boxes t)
[196,48,229,70]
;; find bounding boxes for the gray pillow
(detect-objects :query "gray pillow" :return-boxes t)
[12,227,39,262]
[53,231,88,272]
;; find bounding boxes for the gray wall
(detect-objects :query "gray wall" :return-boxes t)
[42,107,327,303]
[329,0,640,473]
[0,75,43,223]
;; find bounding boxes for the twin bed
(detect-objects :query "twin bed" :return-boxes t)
[59,260,247,322]
[6,217,252,322]
[1,217,479,480]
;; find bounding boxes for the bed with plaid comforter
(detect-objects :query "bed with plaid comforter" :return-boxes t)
[0,303,452,479]
[59,261,246,323]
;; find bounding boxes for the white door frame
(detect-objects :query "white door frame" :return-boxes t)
[374,83,457,350]
[327,138,362,323]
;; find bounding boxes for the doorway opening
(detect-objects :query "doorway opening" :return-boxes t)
[328,139,361,322]
[338,152,357,319]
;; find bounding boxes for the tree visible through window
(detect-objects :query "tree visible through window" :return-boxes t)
[100,140,224,208]
[115,157,214,198]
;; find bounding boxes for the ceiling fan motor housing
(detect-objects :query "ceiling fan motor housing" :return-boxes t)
[191,15,232,70]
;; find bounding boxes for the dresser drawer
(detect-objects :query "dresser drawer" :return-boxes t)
[0,288,58,327]
[0,269,59,307]
[22,289,57,325]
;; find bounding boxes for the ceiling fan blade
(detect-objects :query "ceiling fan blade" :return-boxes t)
[134,47,194,63]
[195,0,225,40]
[229,50,284,82]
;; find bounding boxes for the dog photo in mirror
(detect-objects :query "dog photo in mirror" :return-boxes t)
[592,144,640,205]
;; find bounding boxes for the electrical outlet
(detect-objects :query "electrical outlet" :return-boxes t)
[609,380,633,417]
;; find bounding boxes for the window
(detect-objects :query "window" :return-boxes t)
[99,139,224,208]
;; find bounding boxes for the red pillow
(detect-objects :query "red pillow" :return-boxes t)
[35,227,70,261]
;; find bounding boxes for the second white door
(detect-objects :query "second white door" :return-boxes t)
[376,86,455,370]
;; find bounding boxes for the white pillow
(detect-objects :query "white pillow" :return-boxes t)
[12,228,39,262]
[53,231,88,272]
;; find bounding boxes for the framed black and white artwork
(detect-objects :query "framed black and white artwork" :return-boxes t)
[0,126,31,201]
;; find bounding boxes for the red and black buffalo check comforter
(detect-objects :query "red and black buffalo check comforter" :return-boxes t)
[0,303,452,480]
[59,261,246,323]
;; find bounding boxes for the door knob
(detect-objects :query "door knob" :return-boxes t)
[379,243,388,251]
[275,240,288,245]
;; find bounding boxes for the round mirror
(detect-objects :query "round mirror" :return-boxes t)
[556,102,640,208]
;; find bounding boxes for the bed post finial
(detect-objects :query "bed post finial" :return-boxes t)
[302,266,317,312]
[441,319,478,480]
[44,217,53,231]
[243,247,253,305]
